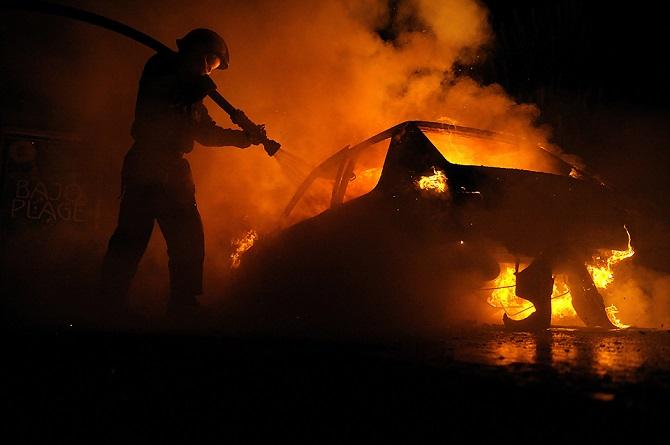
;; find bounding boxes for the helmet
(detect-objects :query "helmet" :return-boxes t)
[176,28,229,70]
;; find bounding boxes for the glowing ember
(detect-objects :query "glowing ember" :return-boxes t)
[230,229,258,269]
[587,226,635,289]
[417,167,448,193]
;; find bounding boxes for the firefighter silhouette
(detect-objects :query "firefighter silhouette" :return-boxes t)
[101,29,263,315]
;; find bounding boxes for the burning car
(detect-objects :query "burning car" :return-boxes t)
[224,121,633,337]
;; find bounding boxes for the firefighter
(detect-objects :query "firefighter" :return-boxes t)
[101,28,262,317]
[502,247,616,330]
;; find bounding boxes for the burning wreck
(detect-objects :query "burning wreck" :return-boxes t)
[225,121,634,336]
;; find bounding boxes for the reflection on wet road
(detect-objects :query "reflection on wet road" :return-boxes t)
[448,327,670,384]
[5,328,670,441]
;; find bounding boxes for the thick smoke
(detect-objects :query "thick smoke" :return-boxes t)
[53,0,558,316]
[174,0,563,316]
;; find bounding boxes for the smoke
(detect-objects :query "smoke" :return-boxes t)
[598,263,670,329]
[186,0,557,285]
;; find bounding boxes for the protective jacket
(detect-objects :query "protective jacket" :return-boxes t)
[102,51,247,308]
[132,51,249,155]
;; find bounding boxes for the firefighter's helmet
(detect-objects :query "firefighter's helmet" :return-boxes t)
[177,28,229,70]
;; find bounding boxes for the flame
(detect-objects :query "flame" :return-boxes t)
[487,266,533,320]
[425,132,563,175]
[488,228,634,327]
[550,276,578,320]
[605,305,630,329]
[586,229,634,328]
[230,229,258,269]
[417,167,448,193]
[487,266,577,322]
[587,227,635,289]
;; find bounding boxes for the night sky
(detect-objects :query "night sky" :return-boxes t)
[482,0,670,111]
[480,0,670,269]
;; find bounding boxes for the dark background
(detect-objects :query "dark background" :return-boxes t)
[482,0,670,111]
[480,0,670,270]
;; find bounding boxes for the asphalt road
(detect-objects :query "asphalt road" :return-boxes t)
[4,326,669,443]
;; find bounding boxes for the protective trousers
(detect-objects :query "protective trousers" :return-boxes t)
[101,155,204,309]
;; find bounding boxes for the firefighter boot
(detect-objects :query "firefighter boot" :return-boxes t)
[503,258,553,331]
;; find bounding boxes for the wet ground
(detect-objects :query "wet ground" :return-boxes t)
[4,325,670,443]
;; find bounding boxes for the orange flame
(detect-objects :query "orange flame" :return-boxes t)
[230,229,258,269]
[487,266,531,320]
[488,227,634,327]
[487,266,577,322]
[605,305,629,329]
[587,226,635,290]
[417,167,448,193]
[584,227,634,328]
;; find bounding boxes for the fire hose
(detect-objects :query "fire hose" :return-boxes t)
[2,0,281,157]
